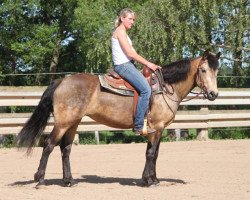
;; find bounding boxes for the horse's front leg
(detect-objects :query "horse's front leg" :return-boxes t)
[142,131,162,187]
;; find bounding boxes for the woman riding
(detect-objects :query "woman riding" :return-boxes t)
[111,8,160,136]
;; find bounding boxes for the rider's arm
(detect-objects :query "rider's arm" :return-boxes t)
[115,29,159,71]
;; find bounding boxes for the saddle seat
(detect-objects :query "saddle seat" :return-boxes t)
[104,66,153,92]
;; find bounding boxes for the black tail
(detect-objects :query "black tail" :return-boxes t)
[16,79,62,154]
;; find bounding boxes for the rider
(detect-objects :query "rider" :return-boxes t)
[111,8,160,136]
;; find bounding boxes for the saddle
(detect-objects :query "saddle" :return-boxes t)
[98,66,163,116]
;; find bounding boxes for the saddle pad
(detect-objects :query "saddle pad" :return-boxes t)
[98,75,134,96]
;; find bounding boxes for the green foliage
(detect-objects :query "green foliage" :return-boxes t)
[1,128,250,148]
[209,128,250,140]
[0,0,78,85]
[79,130,148,144]
[0,135,15,148]
[79,132,97,144]
[187,129,197,140]
[6,106,34,113]
[161,129,171,142]
[0,0,249,87]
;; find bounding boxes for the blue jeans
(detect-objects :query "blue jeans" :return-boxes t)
[114,61,151,130]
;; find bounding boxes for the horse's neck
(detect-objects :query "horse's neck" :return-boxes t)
[171,58,200,101]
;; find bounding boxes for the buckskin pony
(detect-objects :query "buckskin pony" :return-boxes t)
[16,50,221,188]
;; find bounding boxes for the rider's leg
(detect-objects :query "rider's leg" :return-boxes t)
[114,61,155,134]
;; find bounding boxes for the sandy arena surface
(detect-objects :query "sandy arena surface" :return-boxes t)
[0,140,250,200]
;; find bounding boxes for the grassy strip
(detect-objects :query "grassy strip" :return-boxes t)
[1,128,250,148]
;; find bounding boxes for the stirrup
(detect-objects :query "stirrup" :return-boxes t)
[135,119,156,136]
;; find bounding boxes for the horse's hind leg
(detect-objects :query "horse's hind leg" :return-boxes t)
[60,121,80,187]
[34,126,68,188]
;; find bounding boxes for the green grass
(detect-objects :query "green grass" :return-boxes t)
[1,128,250,148]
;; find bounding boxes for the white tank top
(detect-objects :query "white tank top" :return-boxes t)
[111,35,132,65]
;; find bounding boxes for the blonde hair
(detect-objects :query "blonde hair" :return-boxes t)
[114,8,135,28]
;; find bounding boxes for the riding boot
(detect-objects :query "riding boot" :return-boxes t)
[134,127,156,136]
[134,119,156,136]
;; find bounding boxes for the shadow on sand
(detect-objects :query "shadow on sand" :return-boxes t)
[10,175,187,187]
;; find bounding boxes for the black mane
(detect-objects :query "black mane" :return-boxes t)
[162,59,191,84]
[207,53,220,70]
[162,53,219,84]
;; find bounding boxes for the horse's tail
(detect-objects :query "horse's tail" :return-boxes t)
[16,79,62,154]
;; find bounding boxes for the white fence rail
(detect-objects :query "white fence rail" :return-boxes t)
[0,87,250,140]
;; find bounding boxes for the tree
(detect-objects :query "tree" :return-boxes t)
[134,0,249,87]
[132,0,220,65]
[0,0,248,87]
[0,0,78,85]
[209,0,250,87]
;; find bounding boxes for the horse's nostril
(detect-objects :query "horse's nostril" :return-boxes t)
[209,91,218,99]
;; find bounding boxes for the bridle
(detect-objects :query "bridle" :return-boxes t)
[195,58,208,97]
[157,57,209,103]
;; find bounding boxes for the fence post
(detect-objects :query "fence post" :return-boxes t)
[73,133,79,145]
[197,106,209,141]
[95,131,100,144]
[175,129,181,141]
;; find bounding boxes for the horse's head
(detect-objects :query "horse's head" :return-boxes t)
[196,50,221,101]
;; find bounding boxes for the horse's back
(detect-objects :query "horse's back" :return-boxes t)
[52,73,99,120]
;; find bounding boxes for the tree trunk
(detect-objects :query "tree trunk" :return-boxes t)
[49,39,61,82]
[232,31,243,88]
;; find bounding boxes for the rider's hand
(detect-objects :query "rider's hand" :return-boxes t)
[147,62,161,71]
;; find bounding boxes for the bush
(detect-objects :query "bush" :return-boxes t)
[1,128,250,149]
[79,132,97,144]
[209,128,250,139]
[0,135,15,148]
[79,130,148,145]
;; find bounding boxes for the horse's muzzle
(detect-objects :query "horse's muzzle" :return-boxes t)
[205,91,218,101]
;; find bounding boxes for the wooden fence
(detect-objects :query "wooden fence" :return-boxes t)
[0,86,250,140]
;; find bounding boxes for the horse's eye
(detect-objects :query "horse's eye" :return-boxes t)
[201,69,206,73]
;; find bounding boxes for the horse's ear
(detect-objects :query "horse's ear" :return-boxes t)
[202,49,210,60]
[216,52,221,59]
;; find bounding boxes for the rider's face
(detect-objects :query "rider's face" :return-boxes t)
[121,13,135,30]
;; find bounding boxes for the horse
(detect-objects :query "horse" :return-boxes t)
[16,50,221,188]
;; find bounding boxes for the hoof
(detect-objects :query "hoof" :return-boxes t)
[34,172,43,182]
[63,179,77,187]
[142,177,160,187]
[149,182,160,188]
[35,180,46,189]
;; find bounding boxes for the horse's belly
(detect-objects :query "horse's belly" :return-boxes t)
[89,113,133,129]
[89,96,134,129]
